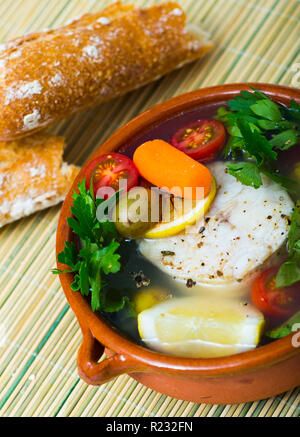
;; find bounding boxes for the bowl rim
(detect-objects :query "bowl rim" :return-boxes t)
[57,82,300,377]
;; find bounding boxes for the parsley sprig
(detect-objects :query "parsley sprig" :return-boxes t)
[215,87,300,193]
[53,179,131,313]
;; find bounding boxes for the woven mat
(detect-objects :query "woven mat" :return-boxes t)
[0,0,299,418]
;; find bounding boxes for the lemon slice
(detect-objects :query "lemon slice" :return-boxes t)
[138,296,265,358]
[144,178,217,239]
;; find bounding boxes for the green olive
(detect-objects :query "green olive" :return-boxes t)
[114,187,154,238]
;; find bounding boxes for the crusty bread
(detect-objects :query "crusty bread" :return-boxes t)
[0,1,213,140]
[0,132,79,227]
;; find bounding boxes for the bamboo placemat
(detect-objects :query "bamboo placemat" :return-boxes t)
[0,0,299,418]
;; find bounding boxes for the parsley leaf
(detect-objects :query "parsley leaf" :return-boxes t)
[280,99,300,127]
[288,201,300,251]
[276,201,300,287]
[269,130,298,150]
[98,240,121,275]
[236,118,277,164]
[250,98,281,122]
[100,288,133,313]
[275,261,300,288]
[57,241,78,270]
[68,179,97,241]
[266,311,300,339]
[260,169,299,194]
[53,180,129,314]
[227,162,262,188]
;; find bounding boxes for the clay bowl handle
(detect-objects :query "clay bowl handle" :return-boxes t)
[77,330,141,385]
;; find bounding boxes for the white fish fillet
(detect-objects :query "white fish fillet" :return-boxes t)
[138,161,294,286]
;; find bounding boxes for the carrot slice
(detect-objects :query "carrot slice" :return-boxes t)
[133,140,212,200]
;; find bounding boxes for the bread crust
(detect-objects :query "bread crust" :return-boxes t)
[0,132,79,227]
[0,1,213,140]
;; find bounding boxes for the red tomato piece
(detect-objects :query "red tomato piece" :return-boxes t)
[170,119,226,161]
[85,153,139,198]
[251,267,300,319]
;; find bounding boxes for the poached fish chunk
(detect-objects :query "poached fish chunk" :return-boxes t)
[138,161,294,285]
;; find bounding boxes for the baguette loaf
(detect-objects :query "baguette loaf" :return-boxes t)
[0,132,79,227]
[0,1,213,140]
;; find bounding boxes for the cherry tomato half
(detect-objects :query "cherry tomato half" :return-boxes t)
[170,119,226,161]
[251,267,300,319]
[85,153,139,198]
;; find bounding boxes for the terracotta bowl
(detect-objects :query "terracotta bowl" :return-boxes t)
[57,83,300,404]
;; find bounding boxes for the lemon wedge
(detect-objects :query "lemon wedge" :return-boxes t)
[138,296,265,358]
[144,178,217,239]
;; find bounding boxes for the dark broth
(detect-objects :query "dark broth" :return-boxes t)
[101,102,294,349]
